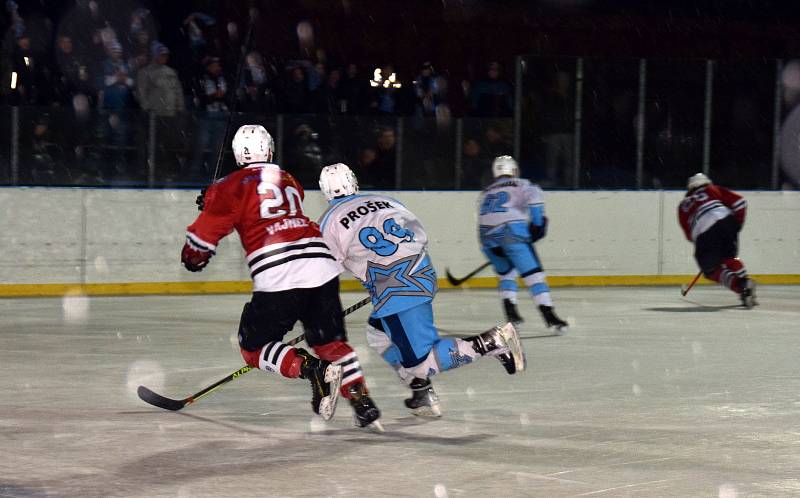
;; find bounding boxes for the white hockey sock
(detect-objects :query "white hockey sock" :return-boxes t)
[523,272,553,307]
[501,291,518,303]
[257,341,292,373]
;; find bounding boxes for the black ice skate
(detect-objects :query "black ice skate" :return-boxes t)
[503,298,524,324]
[740,278,757,309]
[467,323,526,374]
[404,378,442,417]
[539,305,568,334]
[347,383,383,431]
[297,349,342,421]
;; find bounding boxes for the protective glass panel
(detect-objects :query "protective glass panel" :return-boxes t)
[0,108,10,184]
[519,57,577,188]
[16,106,147,186]
[710,61,777,189]
[401,116,457,189]
[459,117,514,189]
[580,59,639,188]
[780,59,800,189]
[643,60,706,189]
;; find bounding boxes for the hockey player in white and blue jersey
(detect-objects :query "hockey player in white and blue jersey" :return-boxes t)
[317,163,525,417]
[478,156,568,332]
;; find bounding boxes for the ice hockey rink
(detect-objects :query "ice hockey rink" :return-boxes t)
[1,285,799,497]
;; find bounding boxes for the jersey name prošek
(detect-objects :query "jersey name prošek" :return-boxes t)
[477,177,545,247]
[678,184,747,242]
[186,163,341,292]
[318,194,436,318]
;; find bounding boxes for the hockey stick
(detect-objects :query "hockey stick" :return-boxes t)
[445,262,491,286]
[680,271,703,296]
[209,10,255,183]
[137,296,372,411]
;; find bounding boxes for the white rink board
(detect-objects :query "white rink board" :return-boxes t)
[1,188,799,284]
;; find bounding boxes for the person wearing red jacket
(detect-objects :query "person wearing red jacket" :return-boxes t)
[678,173,756,307]
[181,124,381,428]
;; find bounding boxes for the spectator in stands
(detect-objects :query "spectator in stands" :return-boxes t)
[126,29,151,76]
[183,12,215,59]
[414,61,438,117]
[341,63,369,115]
[483,122,513,159]
[98,40,135,180]
[100,41,134,108]
[282,65,312,113]
[370,64,401,115]
[357,127,396,188]
[53,35,82,105]
[190,56,228,178]
[136,42,184,116]
[7,32,48,105]
[461,137,492,188]
[313,67,344,114]
[239,50,274,114]
[26,113,70,185]
[534,70,574,187]
[468,61,513,117]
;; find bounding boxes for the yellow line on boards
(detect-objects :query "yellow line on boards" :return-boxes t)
[1,274,798,297]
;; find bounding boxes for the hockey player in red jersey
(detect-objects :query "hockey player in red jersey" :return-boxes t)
[678,173,756,308]
[181,124,381,428]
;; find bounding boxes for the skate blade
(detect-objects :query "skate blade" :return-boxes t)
[318,365,343,421]
[411,404,442,418]
[368,420,385,432]
[550,324,568,335]
[499,322,526,373]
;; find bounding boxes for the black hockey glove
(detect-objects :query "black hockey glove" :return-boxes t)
[196,187,207,211]
[530,216,548,243]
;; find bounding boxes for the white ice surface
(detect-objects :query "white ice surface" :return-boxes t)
[1,286,799,497]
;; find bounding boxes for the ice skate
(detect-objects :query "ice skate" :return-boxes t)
[503,298,524,324]
[740,278,757,309]
[539,305,568,334]
[404,378,442,417]
[298,349,342,421]
[468,322,526,374]
[348,383,383,431]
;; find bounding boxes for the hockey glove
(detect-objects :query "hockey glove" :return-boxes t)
[181,243,213,272]
[196,187,207,211]
[529,216,548,243]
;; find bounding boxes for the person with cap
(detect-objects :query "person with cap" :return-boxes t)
[135,41,184,116]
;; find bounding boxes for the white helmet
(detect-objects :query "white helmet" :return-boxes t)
[687,173,711,191]
[232,124,274,167]
[319,163,359,201]
[492,155,519,178]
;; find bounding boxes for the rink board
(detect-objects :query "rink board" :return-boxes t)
[1,188,798,297]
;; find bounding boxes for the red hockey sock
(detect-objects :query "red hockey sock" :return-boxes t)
[240,343,302,378]
[721,258,748,293]
[705,268,723,283]
[313,341,365,397]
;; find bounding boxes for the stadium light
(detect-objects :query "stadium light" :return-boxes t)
[10,72,17,90]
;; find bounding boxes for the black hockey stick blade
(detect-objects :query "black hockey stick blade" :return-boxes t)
[137,385,187,411]
[445,262,491,286]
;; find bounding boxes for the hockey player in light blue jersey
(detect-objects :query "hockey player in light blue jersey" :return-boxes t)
[318,163,525,417]
[478,156,568,333]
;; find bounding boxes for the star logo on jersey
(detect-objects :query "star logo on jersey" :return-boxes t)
[366,254,435,312]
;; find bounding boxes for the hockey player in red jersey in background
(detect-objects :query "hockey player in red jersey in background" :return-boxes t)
[678,173,756,308]
[181,124,381,428]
